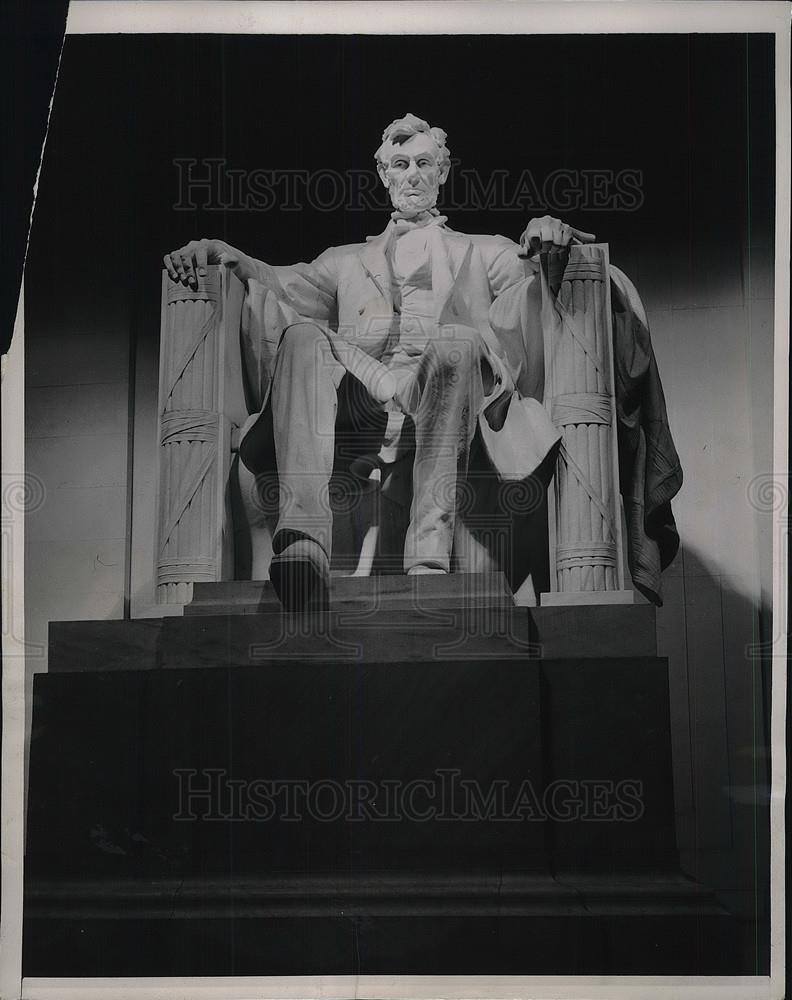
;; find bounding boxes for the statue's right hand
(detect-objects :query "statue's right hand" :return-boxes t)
[163,238,239,288]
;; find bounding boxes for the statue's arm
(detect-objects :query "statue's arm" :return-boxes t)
[480,237,544,400]
[164,237,261,287]
[163,237,339,323]
[481,216,597,295]
[253,250,339,323]
[484,235,534,298]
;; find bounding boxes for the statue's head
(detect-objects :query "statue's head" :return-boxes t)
[375,113,451,214]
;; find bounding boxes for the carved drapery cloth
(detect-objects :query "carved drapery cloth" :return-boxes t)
[542,248,621,593]
[157,276,221,603]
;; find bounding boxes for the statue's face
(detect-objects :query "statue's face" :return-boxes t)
[378,133,448,213]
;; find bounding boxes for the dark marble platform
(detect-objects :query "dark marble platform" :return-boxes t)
[23,908,740,977]
[47,574,657,672]
[25,577,745,976]
[186,571,515,614]
[24,867,737,975]
[22,645,739,975]
[24,870,724,920]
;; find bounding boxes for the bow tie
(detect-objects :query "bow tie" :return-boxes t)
[389,208,448,232]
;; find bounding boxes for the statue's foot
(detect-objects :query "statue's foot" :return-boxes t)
[270,538,330,612]
[407,564,448,576]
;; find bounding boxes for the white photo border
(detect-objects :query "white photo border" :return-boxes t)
[2,2,788,999]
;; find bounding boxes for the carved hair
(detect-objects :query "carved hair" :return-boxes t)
[375,112,451,171]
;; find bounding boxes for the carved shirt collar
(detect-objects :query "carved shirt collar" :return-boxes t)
[388,207,449,234]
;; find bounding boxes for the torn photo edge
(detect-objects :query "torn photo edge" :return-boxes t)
[1,2,789,999]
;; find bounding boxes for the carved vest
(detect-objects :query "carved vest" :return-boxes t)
[385,225,439,364]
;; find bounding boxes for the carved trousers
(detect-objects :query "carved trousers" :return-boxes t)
[271,321,484,572]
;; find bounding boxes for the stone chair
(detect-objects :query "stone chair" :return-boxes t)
[154,246,630,607]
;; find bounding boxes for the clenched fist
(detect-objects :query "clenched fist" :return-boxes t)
[518,215,596,259]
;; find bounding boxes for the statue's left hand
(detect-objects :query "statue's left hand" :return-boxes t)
[518,215,596,258]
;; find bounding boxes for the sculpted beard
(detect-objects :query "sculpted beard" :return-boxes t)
[389,170,438,213]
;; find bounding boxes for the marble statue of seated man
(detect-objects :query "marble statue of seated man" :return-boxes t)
[164,113,681,611]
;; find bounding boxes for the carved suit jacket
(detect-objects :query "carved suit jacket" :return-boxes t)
[236,223,682,604]
[239,224,547,399]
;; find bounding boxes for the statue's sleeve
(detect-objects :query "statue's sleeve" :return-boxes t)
[249,248,339,325]
[484,238,544,400]
[474,237,562,487]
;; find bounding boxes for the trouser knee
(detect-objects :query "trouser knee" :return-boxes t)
[425,334,478,376]
[277,322,327,364]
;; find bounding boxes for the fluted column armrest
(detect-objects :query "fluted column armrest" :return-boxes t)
[154,266,247,606]
[539,243,631,605]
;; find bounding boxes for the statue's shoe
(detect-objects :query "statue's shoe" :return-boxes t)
[269,538,330,612]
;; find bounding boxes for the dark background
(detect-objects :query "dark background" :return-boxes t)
[26,31,774,337]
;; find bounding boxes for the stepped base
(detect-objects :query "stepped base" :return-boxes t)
[24,579,745,976]
[47,576,657,670]
[24,870,726,919]
[24,871,739,976]
[186,571,514,615]
[541,589,634,606]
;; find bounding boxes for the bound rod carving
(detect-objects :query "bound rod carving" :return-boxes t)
[540,245,628,602]
[155,269,245,605]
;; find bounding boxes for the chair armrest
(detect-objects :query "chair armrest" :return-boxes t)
[154,265,247,605]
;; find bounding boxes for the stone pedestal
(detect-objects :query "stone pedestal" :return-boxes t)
[25,578,741,976]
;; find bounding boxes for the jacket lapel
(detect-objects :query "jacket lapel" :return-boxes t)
[432,229,472,323]
[359,223,473,321]
[359,229,393,310]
